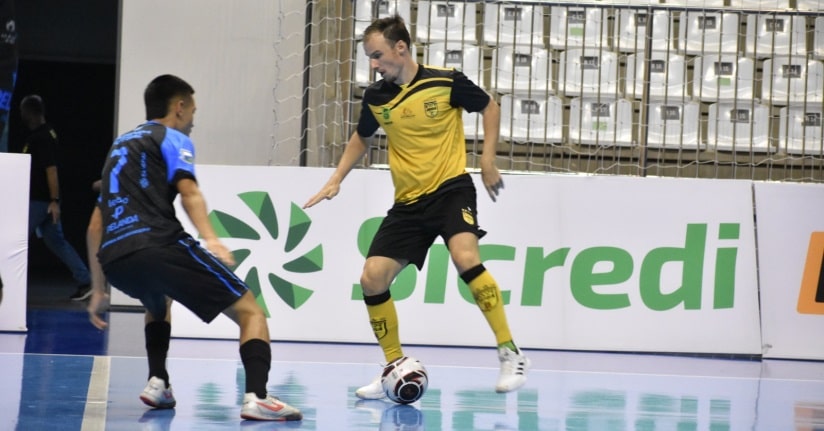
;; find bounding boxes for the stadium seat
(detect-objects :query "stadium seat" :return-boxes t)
[499,94,563,144]
[489,45,552,95]
[621,0,662,4]
[646,102,702,149]
[762,57,824,105]
[483,3,545,47]
[559,48,620,98]
[678,11,740,55]
[707,102,772,152]
[548,6,609,50]
[423,42,483,87]
[354,40,417,87]
[416,1,476,43]
[692,55,755,102]
[729,0,791,8]
[815,17,824,60]
[613,9,673,53]
[626,51,689,102]
[354,0,412,39]
[795,0,823,10]
[745,14,806,58]
[662,0,725,6]
[779,106,824,155]
[569,98,634,147]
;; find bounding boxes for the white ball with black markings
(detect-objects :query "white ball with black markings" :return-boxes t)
[381,356,428,404]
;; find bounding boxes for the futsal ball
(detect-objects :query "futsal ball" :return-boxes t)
[381,356,428,404]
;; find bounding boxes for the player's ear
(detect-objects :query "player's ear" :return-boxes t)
[395,40,408,55]
[174,99,185,118]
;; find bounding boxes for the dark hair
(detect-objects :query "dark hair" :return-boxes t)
[20,94,45,117]
[143,74,195,120]
[363,15,411,49]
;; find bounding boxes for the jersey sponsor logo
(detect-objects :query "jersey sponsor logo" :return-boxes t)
[377,107,393,125]
[179,148,194,164]
[798,232,824,314]
[401,107,415,119]
[106,214,140,234]
[107,196,129,207]
[424,100,438,118]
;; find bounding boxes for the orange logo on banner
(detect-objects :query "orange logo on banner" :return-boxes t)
[798,232,824,314]
[795,402,824,431]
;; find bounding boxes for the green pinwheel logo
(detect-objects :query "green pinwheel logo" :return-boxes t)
[207,191,322,314]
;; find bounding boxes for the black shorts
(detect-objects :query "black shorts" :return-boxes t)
[102,235,248,323]
[368,174,487,270]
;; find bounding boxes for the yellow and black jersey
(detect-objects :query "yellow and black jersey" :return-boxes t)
[357,65,490,204]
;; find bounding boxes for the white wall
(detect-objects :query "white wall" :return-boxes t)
[0,153,29,331]
[117,0,305,166]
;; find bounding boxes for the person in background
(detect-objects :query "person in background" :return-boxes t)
[20,94,91,301]
[303,15,529,400]
[86,74,303,421]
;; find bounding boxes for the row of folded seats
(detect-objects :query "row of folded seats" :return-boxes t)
[353,45,823,154]
[356,1,824,59]
[355,42,824,106]
[352,2,823,154]
[485,95,821,156]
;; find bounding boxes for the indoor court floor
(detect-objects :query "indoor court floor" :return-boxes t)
[3,283,824,430]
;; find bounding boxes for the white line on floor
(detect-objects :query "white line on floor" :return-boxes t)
[81,355,110,431]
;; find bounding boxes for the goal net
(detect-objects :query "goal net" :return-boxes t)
[298,0,824,182]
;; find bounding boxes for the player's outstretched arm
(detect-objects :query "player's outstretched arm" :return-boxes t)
[303,131,370,209]
[178,178,236,266]
[86,206,109,330]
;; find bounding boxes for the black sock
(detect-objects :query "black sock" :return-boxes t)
[240,339,271,399]
[145,321,171,386]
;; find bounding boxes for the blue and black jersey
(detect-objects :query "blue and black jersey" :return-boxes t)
[98,121,196,265]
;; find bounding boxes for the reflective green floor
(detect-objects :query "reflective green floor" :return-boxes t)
[2,309,824,430]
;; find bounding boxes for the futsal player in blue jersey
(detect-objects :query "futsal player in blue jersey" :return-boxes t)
[85,75,302,421]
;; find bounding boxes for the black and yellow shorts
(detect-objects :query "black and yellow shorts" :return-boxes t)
[368,174,487,270]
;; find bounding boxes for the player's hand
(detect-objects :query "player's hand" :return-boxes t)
[481,164,504,202]
[303,183,340,209]
[205,238,235,266]
[48,201,60,224]
[87,289,110,330]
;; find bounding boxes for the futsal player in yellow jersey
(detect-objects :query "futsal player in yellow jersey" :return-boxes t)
[303,15,529,398]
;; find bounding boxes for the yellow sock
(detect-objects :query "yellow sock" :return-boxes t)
[462,265,514,346]
[365,292,403,363]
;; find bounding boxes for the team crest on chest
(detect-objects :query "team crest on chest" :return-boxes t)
[424,99,438,118]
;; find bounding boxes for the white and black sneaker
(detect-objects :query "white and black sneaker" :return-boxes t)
[495,346,530,393]
[70,284,92,301]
